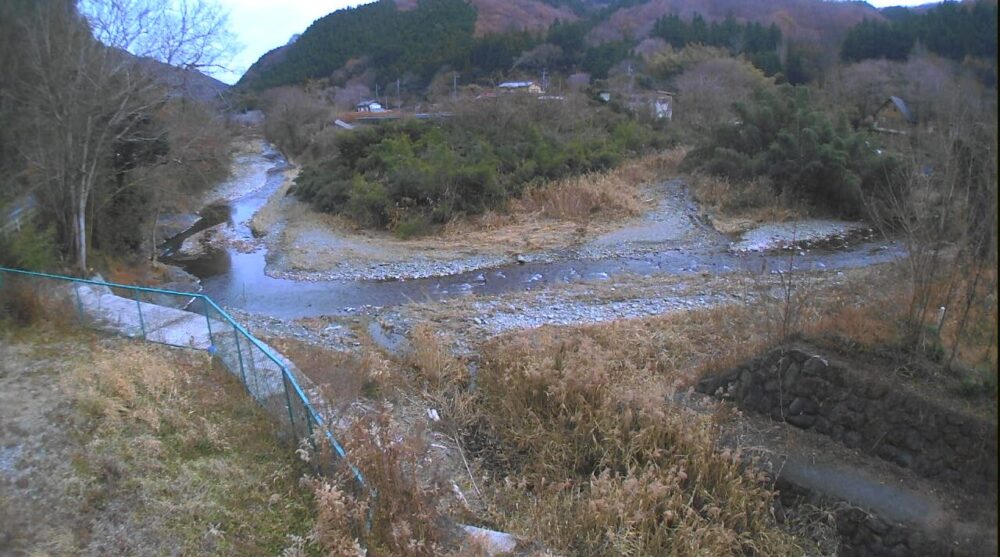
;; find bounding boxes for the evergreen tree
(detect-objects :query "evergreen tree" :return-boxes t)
[686,85,900,217]
[841,2,997,64]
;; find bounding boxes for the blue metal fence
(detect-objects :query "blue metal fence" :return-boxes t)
[0,266,362,485]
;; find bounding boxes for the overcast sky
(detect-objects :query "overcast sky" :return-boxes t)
[215,0,364,83]
[213,0,940,84]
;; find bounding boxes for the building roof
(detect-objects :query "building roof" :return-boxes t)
[498,81,535,89]
[886,96,916,124]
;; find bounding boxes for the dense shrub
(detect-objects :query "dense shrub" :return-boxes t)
[293,97,665,231]
[0,279,45,326]
[685,84,901,218]
[0,224,59,271]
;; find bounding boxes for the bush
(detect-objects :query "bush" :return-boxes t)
[0,279,45,326]
[293,97,664,232]
[685,84,902,218]
[0,224,59,271]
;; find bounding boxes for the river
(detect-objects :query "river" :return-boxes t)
[162,143,904,321]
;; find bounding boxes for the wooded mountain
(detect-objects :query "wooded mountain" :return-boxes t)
[237,0,994,91]
[137,56,230,105]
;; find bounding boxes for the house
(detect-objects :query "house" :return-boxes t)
[653,91,674,120]
[498,81,543,94]
[873,96,916,134]
[355,100,386,113]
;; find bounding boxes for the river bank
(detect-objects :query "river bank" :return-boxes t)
[158,140,902,340]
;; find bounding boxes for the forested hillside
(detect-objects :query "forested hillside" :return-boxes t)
[240,0,477,90]
[841,1,997,67]
[238,0,885,91]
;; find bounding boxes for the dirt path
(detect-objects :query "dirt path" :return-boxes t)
[0,335,82,555]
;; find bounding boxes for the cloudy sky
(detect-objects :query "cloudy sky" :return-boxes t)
[214,0,940,84]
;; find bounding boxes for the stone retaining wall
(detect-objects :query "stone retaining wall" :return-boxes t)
[697,346,997,492]
[774,478,960,557]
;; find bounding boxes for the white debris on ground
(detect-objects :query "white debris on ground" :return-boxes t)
[732,220,869,253]
[460,525,520,556]
[470,292,734,333]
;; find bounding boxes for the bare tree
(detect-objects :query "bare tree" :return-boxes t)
[674,57,771,137]
[865,81,997,360]
[80,0,236,73]
[11,0,234,273]
[261,86,331,159]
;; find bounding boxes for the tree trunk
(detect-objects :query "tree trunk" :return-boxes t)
[150,198,161,263]
[75,191,88,274]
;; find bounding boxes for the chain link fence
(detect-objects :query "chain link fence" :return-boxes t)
[0,266,361,484]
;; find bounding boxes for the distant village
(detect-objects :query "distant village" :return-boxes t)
[336,78,675,128]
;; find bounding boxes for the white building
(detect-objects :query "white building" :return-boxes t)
[355,100,386,113]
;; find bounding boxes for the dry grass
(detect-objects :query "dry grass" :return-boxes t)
[455,328,802,556]
[511,149,685,222]
[303,325,484,556]
[800,265,998,377]
[437,149,686,242]
[296,261,997,555]
[307,409,459,557]
[0,279,48,326]
[688,172,803,234]
[434,264,993,554]
[61,340,316,555]
[405,324,466,390]
[290,263,993,555]
[0,276,79,329]
[265,336,371,408]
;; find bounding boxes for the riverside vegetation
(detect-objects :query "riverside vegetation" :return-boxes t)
[291,96,666,235]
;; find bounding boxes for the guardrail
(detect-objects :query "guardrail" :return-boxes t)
[0,266,363,486]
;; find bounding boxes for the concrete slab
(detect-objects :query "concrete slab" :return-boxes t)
[72,283,287,399]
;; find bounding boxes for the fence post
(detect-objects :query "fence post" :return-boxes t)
[246,342,260,399]
[134,290,147,340]
[281,370,296,433]
[233,325,248,386]
[305,408,315,437]
[202,297,214,347]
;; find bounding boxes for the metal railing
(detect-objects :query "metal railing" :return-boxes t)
[0,266,363,485]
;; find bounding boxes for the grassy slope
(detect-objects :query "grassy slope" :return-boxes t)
[0,327,316,556]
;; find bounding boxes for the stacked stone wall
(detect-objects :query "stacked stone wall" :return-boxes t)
[697,347,997,492]
[773,478,960,557]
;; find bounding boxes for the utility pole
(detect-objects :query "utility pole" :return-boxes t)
[396,78,401,110]
[541,68,548,92]
[627,62,634,95]
[452,72,458,100]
